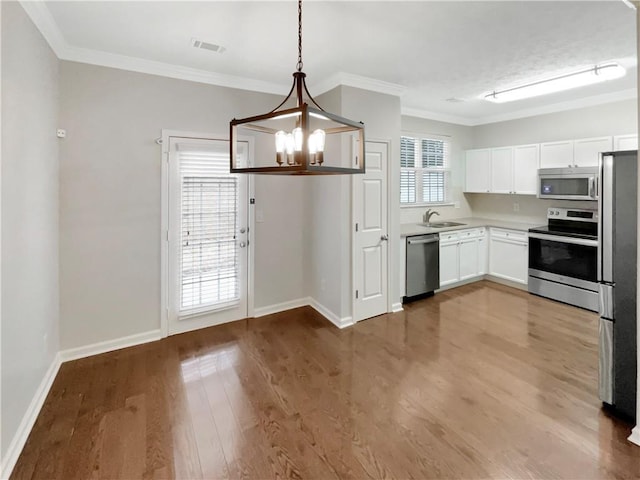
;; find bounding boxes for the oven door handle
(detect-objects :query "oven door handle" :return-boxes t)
[528,232,598,247]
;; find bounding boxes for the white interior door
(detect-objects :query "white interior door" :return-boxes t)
[167,137,249,335]
[353,141,388,322]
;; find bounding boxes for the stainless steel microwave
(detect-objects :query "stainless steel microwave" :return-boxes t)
[537,167,598,201]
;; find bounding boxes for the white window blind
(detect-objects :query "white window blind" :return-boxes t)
[400,135,450,205]
[178,146,239,313]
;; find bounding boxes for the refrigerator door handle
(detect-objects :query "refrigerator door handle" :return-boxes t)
[599,155,614,283]
[599,317,614,405]
[598,283,614,319]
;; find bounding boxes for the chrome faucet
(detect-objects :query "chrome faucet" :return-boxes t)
[423,209,440,224]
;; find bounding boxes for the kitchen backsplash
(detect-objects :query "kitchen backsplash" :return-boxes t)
[466,194,597,224]
[400,192,598,225]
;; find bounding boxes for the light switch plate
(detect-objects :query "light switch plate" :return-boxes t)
[256,209,265,223]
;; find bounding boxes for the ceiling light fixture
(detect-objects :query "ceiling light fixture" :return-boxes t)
[484,63,626,104]
[229,0,365,175]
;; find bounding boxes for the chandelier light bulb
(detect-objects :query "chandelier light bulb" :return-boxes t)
[285,133,295,155]
[292,127,303,152]
[308,134,318,154]
[275,130,287,153]
[313,129,326,152]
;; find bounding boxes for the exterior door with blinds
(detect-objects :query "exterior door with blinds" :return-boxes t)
[167,137,249,335]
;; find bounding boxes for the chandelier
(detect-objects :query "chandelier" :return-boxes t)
[230,0,365,175]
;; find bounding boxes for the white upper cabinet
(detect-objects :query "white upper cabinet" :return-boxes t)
[540,140,574,168]
[540,137,613,168]
[512,144,539,195]
[573,136,613,167]
[614,134,638,151]
[465,149,491,193]
[465,144,538,195]
[490,147,514,194]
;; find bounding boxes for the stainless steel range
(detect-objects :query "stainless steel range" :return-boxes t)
[528,207,598,311]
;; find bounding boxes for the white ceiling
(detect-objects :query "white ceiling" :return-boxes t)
[25,1,638,125]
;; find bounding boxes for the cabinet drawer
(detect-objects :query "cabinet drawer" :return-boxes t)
[490,228,527,243]
[440,232,460,244]
[457,228,484,239]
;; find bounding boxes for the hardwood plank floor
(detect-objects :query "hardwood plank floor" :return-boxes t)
[11,281,640,479]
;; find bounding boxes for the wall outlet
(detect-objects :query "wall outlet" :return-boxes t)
[56,129,66,138]
[513,202,520,212]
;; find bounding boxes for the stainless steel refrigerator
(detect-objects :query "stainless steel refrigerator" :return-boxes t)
[598,150,637,420]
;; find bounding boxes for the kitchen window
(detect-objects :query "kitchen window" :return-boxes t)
[400,134,450,205]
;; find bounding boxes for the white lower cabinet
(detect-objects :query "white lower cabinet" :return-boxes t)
[439,233,460,287]
[488,228,528,284]
[439,229,486,287]
[478,236,487,275]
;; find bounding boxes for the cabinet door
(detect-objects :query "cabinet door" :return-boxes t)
[464,149,492,193]
[478,236,487,275]
[489,237,528,284]
[490,147,514,194]
[512,144,539,195]
[439,242,459,286]
[540,141,574,168]
[459,238,479,280]
[574,136,613,167]
[614,134,638,151]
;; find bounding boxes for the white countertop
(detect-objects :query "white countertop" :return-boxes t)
[401,217,542,237]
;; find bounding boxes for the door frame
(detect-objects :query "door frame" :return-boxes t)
[351,139,392,322]
[160,129,255,338]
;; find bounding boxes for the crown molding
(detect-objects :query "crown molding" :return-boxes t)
[19,0,288,95]
[19,0,66,56]
[20,0,638,128]
[401,107,477,126]
[402,88,637,126]
[61,45,288,95]
[310,72,406,98]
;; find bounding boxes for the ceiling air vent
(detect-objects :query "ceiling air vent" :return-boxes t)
[445,97,464,103]
[191,38,226,54]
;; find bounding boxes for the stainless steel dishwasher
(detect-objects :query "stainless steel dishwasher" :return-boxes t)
[405,233,440,299]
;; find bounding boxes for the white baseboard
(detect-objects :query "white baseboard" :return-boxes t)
[483,275,528,291]
[1,352,62,480]
[253,297,309,318]
[308,298,354,329]
[628,426,640,446]
[391,302,403,313]
[59,329,162,363]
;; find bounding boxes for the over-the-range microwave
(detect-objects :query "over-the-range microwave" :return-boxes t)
[537,167,598,201]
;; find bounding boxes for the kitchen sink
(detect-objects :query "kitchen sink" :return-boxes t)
[420,221,467,228]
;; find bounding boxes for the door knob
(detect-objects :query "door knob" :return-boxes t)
[381,234,389,241]
[239,241,247,248]
[240,227,246,234]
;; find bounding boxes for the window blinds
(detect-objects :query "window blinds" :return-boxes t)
[178,146,239,312]
[400,135,450,204]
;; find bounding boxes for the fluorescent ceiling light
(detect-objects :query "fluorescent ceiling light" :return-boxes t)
[484,63,626,103]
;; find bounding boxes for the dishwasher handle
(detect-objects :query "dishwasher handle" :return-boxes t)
[407,237,439,245]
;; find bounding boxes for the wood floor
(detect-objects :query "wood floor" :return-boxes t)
[11,281,640,479]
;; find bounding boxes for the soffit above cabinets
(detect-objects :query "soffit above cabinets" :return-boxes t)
[23,1,638,126]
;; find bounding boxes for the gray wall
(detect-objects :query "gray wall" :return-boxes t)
[306,86,402,316]
[1,1,60,462]
[473,99,637,148]
[58,61,306,349]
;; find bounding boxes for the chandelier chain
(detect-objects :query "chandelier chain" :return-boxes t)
[296,0,303,71]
